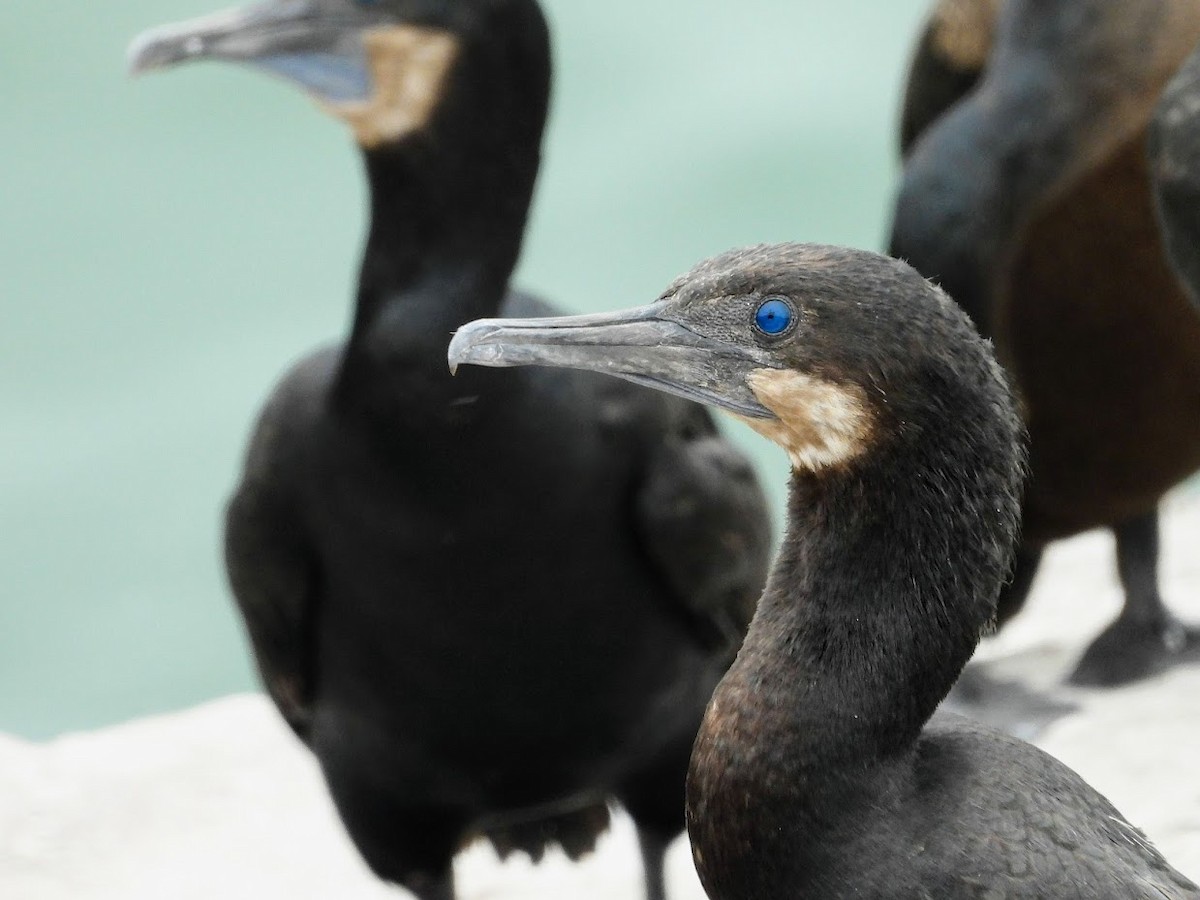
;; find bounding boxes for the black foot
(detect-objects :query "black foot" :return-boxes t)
[1069,616,1200,687]
[635,827,670,900]
[941,662,1077,740]
[402,873,454,900]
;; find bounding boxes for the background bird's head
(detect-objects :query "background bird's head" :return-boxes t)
[128,0,551,151]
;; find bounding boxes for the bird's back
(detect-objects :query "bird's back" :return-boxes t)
[905,713,1199,899]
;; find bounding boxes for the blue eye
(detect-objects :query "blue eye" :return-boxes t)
[754,297,794,336]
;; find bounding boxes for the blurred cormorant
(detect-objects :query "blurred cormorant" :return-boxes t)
[128,2,771,898]
[891,0,1200,686]
[450,242,1200,899]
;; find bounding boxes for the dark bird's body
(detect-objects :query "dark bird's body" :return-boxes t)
[129,2,770,897]
[449,242,1200,898]
[891,0,1200,686]
[239,312,744,866]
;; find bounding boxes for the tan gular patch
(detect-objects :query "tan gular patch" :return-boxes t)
[930,0,1003,70]
[326,26,459,149]
[734,369,873,472]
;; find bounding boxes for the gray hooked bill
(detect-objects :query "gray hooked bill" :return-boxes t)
[127,0,380,103]
[447,306,775,420]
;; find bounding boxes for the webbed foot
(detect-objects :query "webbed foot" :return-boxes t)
[1069,615,1200,687]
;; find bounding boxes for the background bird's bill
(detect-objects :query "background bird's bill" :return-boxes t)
[127,0,384,103]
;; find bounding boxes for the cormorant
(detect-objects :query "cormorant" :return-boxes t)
[449,242,1200,899]
[127,2,772,898]
[890,0,1200,686]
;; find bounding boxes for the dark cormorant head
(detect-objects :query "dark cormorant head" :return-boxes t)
[127,0,549,151]
[449,243,1021,477]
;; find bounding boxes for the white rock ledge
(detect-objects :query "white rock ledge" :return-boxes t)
[3,493,1199,898]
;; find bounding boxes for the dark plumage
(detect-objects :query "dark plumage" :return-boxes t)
[1151,38,1200,308]
[127,2,771,898]
[897,0,995,156]
[890,0,1200,686]
[449,242,1200,899]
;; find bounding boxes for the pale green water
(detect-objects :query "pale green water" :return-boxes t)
[1,0,927,738]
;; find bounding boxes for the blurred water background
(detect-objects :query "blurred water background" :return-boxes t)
[2,0,927,738]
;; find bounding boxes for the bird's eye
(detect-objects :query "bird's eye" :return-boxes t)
[754,297,794,336]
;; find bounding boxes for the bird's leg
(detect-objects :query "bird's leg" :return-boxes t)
[320,776,461,900]
[403,871,455,900]
[617,743,690,900]
[635,826,670,900]
[1070,509,1200,685]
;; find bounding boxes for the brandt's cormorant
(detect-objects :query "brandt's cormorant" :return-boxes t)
[891,0,1200,686]
[127,2,771,898]
[449,242,1200,899]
